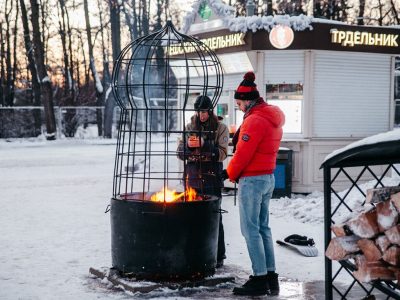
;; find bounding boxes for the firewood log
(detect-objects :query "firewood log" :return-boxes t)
[354,254,367,269]
[326,236,360,261]
[385,224,400,245]
[391,192,400,213]
[357,239,382,262]
[366,186,400,203]
[331,223,352,237]
[353,255,384,269]
[375,199,399,232]
[388,266,400,279]
[382,245,400,266]
[375,235,391,253]
[346,209,380,239]
[353,263,396,283]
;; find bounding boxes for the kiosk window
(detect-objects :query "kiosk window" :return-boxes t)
[266,83,303,134]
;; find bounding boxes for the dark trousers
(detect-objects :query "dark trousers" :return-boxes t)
[217,213,226,261]
[186,162,226,261]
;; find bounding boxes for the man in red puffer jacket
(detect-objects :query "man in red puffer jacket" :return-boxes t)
[221,71,285,297]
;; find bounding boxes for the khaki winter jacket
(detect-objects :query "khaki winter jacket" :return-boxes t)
[178,115,229,162]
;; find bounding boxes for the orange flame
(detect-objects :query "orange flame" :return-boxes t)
[150,186,198,203]
[186,186,197,202]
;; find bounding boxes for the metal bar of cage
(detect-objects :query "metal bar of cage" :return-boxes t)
[111,20,224,202]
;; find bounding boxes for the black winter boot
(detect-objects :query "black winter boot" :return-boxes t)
[232,275,268,296]
[266,272,280,296]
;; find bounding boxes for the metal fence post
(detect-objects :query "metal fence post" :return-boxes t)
[324,166,332,300]
[57,107,63,138]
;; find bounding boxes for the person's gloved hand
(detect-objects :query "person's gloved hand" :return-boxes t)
[221,169,229,181]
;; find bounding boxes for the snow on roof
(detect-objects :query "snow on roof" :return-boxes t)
[323,129,400,164]
[182,0,235,33]
[183,0,400,34]
[226,14,313,32]
[182,0,314,33]
[181,0,342,33]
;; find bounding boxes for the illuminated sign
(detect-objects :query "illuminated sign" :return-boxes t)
[168,33,246,56]
[269,25,294,49]
[330,29,399,47]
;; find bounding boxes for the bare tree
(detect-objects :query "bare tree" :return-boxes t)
[65,2,75,97]
[30,0,57,139]
[57,0,71,92]
[0,23,5,107]
[103,0,121,138]
[367,0,396,25]
[97,0,112,138]
[4,0,13,106]
[83,0,103,136]
[11,0,19,107]
[358,0,365,25]
[388,0,400,24]
[19,0,41,135]
[39,0,49,66]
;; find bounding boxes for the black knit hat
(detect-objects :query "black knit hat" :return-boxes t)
[194,95,213,110]
[234,71,260,101]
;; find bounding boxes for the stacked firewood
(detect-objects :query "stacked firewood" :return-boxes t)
[326,186,400,283]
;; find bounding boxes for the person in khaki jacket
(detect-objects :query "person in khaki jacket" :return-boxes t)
[177,95,229,267]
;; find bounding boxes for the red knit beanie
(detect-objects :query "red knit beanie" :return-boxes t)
[234,71,260,101]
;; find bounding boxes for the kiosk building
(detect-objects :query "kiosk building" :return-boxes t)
[175,0,400,193]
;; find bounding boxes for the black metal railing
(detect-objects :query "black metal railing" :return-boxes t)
[322,139,400,300]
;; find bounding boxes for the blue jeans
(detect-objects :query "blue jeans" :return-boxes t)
[238,174,275,276]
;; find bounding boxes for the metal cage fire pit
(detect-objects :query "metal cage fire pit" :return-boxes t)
[110,21,224,280]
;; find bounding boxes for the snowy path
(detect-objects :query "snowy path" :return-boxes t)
[0,140,330,299]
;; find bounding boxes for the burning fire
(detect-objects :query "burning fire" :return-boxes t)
[150,186,198,203]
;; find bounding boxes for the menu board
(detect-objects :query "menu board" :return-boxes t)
[219,52,253,74]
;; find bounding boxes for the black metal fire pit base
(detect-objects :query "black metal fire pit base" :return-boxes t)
[111,195,221,280]
[89,267,235,294]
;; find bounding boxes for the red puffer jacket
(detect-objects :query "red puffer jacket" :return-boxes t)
[227,100,285,181]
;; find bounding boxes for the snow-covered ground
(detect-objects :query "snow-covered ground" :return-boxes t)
[0,138,398,299]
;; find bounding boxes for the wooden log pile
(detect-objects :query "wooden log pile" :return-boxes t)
[326,186,400,283]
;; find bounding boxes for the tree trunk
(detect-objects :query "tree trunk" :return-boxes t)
[0,23,5,107]
[78,35,89,85]
[98,0,111,138]
[57,0,70,92]
[104,0,121,138]
[5,0,13,106]
[57,0,77,137]
[358,0,365,25]
[378,0,384,26]
[142,0,149,36]
[132,0,138,39]
[65,8,75,97]
[30,0,57,140]
[11,0,19,107]
[20,0,41,133]
[121,2,135,41]
[389,0,400,24]
[39,0,48,66]
[83,0,103,136]
[20,0,41,135]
